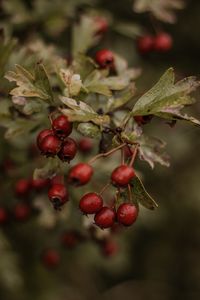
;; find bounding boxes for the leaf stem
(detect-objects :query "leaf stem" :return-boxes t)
[88,143,126,164]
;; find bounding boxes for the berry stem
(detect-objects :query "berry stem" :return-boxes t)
[121,147,125,165]
[128,184,132,203]
[88,143,126,164]
[99,182,110,196]
[129,144,139,167]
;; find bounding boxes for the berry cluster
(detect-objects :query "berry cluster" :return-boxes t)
[137,32,173,55]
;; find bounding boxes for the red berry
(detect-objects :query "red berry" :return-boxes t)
[61,231,80,248]
[39,134,62,157]
[0,207,8,225]
[57,137,77,162]
[31,178,49,191]
[137,35,154,54]
[78,138,93,153]
[94,207,116,229]
[42,249,60,268]
[124,145,133,159]
[117,203,138,226]
[134,115,153,125]
[14,203,31,221]
[95,16,108,35]
[79,193,103,214]
[50,175,64,185]
[111,165,135,187]
[95,49,114,69]
[48,184,68,210]
[101,239,118,257]
[37,129,53,148]
[68,163,93,186]
[52,115,72,139]
[154,33,173,52]
[15,179,31,197]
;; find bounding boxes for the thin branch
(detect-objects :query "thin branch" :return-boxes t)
[88,143,126,164]
[99,182,110,196]
[129,144,139,167]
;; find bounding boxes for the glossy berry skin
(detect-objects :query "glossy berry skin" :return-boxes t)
[52,115,72,139]
[14,203,31,221]
[68,163,93,186]
[134,115,153,125]
[31,178,49,191]
[154,33,172,52]
[117,203,138,226]
[78,138,93,153]
[101,239,118,257]
[111,165,135,187]
[37,129,53,148]
[94,207,116,229]
[95,49,114,69]
[95,16,108,35]
[42,249,60,268]
[57,138,77,162]
[0,207,9,225]
[15,179,31,197]
[79,193,103,214]
[137,35,154,54]
[39,134,62,157]
[48,184,68,210]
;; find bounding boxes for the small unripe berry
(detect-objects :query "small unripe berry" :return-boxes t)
[154,33,173,52]
[0,207,9,225]
[117,203,138,226]
[78,138,93,153]
[68,163,93,186]
[14,203,31,221]
[137,35,154,54]
[95,49,114,69]
[94,207,116,229]
[42,249,60,268]
[37,129,53,148]
[79,193,103,214]
[48,184,68,210]
[52,115,72,139]
[57,138,77,162]
[111,165,135,187]
[15,179,31,197]
[39,134,62,157]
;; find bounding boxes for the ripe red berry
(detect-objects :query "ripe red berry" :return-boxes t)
[14,203,31,221]
[95,16,108,35]
[50,175,64,185]
[37,129,53,148]
[95,49,114,69]
[124,145,133,159]
[137,35,154,54]
[154,33,173,52]
[134,115,153,125]
[15,179,31,197]
[101,239,118,257]
[94,207,116,229]
[52,115,72,139]
[57,137,77,162]
[61,231,80,249]
[117,203,138,226]
[0,207,9,225]
[39,134,62,157]
[48,184,68,210]
[79,193,103,214]
[31,178,49,191]
[42,249,60,268]
[78,138,93,153]
[111,165,135,187]
[68,163,93,186]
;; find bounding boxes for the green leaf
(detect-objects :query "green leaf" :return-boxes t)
[131,175,158,210]
[156,108,200,126]
[0,38,17,78]
[77,122,101,138]
[72,54,96,80]
[5,63,53,103]
[59,68,82,97]
[60,96,110,126]
[83,70,112,97]
[137,135,170,169]
[106,85,136,112]
[4,119,37,139]
[131,68,200,126]
[133,0,185,23]
[114,22,143,38]
[33,158,61,180]
[23,100,44,115]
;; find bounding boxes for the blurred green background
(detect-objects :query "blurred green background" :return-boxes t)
[0,0,200,299]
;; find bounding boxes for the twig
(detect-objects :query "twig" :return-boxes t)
[88,143,126,164]
[129,144,139,167]
[99,182,110,196]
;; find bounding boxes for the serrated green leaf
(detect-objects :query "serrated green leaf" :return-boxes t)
[34,63,54,101]
[131,68,200,126]
[23,100,44,115]
[83,70,112,97]
[107,85,136,112]
[60,96,110,126]
[77,122,101,138]
[156,108,200,126]
[131,175,158,210]
[33,158,61,180]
